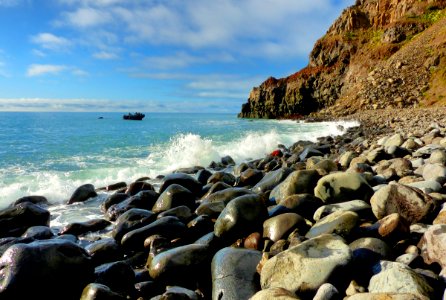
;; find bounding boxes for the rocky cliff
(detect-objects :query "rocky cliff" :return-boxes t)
[238,0,446,118]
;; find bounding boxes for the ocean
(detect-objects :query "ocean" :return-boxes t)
[0,112,358,229]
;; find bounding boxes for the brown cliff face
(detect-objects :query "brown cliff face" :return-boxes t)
[238,0,446,118]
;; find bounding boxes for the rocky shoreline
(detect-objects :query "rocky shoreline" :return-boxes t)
[2,108,446,299]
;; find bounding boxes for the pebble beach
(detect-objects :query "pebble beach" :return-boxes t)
[1,107,446,299]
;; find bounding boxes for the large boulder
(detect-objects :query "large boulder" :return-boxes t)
[0,239,93,300]
[270,170,321,203]
[212,247,262,300]
[314,172,374,203]
[260,234,352,294]
[305,210,359,239]
[148,244,211,285]
[111,208,155,243]
[121,216,186,251]
[80,283,126,300]
[370,183,436,223]
[368,261,433,298]
[106,190,158,221]
[152,184,196,213]
[159,173,203,195]
[59,219,111,236]
[94,261,135,297]
[313,200,372,222]
[68,183,97,204]
[252,168,293,194]
[418,224,446,276]
[214,194,268,241]
[0,202,50,238]
[263,213,306,242]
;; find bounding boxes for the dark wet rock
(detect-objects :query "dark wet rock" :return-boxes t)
[314,172,374,203]
[157,205,194,222]
[0,239,93,300]
[106,190,158,221]
[0,202,50,238]
[214,194,268,241]
[313,200,372,222]
[159,173,203,196]
[174,166,204,174]
[299,146,324,161]
[80,283,126,300]
[21,225,54,240]
[152,184,196,213]
[252,167,293,194]
[121,216,186,251]
[278,194,324,221]
[195,201,227,217]
[263,213,306,242]
[94,261,135,298]
[111,208,155,243]
[368,261,433,298]
[305,210,359,239]
[11,195,49,207]
[267,204,294,218]
[270,170,321,203]
[68,183,97,204]
[0,237,34,256]
[125,181,154,196]
[101,193,129,213]
[196,169,212,185]
[212,247,262,300]
[186,215,215,241]
[260,234,352,294]
[85,238,122,266]
[148,244,211,285]
[238,168,264,187]
[104,181,127,192]
[201,182,232,199]
[207,171,236,186]
[203,187,254,204]
[157,286,201,300]
[59,219,111,236]
[370,183,436,224]
[221,155,236,166]
[134,281,164,299]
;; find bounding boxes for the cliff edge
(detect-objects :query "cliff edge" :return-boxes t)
[238,0,446,118]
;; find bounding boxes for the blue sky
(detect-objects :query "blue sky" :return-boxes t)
[0,0,354,112]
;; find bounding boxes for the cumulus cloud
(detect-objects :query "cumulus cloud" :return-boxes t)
[62,7,113,28]
[93,51,118,60]
[31,33,72,51]
[26,64,88,77]
[27,64,67,77]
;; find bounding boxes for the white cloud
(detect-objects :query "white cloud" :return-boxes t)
[31,49,46,57]
[62,7,112,28]
[26,64,67,77]
[72,68,89,76]
[31,33,71,51]
[93,51,118,60]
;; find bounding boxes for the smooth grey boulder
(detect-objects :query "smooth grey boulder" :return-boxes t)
[270,170,321,203]
[207,171,236,186]
[428,149,446,164]
[313,283,339,300]
[260,234,352,294]
[313,200,372,222]
[422,163,446,182]
[148,244,211,284]
[94,261,135,297]
[0,202,50,238]
[339,151,358,169]
[0,239,93,300]
[252,168,293,194]
[368,261,433,298]
[279,194,324,221]
[370,183,436,223]
[68,183,97,204]
[21,225,54,240]
[159,173,203,195]
[211,247,262,300]
[406,180,442,194]
[111,208,155,243]
[305,210,359,239]
[80,283,126,300]
[11,195,49,207]
[214,194,267,241]
[384,134,405,148]
[263,213,306,242]
[152,184,196,213]
[121,216,186,251]
[314,172,374,203]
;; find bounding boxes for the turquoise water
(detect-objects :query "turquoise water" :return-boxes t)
[0,112,357,210]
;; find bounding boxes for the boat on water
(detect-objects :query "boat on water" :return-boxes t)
[123,112,145,120]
